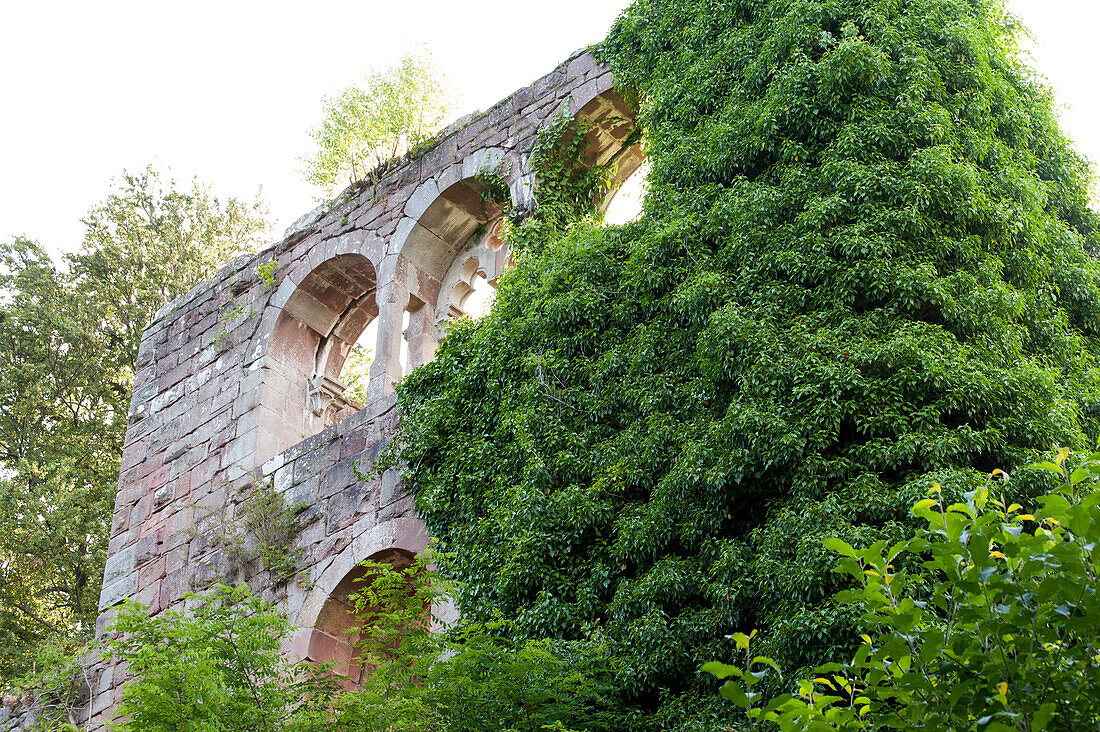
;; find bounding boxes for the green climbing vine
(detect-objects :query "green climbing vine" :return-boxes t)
[199,479,309,588]
[387,0,1100,727]
[528,109,614,228]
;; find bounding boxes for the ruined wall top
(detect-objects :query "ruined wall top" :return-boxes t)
[51,47,642,732]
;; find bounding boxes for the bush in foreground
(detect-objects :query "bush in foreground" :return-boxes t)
[706,449,1100,730]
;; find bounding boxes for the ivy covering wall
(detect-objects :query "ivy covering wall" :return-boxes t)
[392,0,1100,728]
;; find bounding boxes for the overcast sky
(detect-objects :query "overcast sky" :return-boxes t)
[0,0,1096,259]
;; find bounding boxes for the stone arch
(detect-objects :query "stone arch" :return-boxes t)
[291,517,431,685]
[257,250,379,461]
[295,516,429,629]
[567,86,645,214]
[293,547,417,686]
[390,147,524,280]
[379,149,523,380]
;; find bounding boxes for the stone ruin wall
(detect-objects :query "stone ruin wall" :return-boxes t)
[0,48,642,730]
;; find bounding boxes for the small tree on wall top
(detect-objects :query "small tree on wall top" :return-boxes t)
[301,51,451,195]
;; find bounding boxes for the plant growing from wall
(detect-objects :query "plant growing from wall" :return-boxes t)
[256,260,279,290]
[105,585,340,732]
[389,0,1100,727]
[704,448,1100,730]
[202,479,308,587]
[212,296,256,351]
[529,110,614,229]
[475,164,513,220]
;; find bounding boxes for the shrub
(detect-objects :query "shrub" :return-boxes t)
[105,585,339,732]
[705,448,1100,730]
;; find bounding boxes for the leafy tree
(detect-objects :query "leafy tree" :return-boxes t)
[5,633,98,731]
[341,342,373,405]
[0,238,125,676]
[301,51,450,194]
[71,166,270,365]
[326,555,443,732]
[0,167,269,681]
[106,585,340,732]
[705,449,1100,730]
[329,554,619,732]
[389,0,1100,727]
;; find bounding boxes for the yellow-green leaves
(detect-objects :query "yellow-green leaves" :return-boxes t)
[301,51,450,195]
[708,451,1100,729]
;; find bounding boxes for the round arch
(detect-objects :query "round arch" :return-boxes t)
[289,517,435,686]
[378,149,524,379]
[257,251,379,461]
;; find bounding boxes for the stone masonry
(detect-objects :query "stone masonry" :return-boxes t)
[0,48,642,730]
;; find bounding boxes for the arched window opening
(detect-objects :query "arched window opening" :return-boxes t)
[260,253,378,462]
[461,270,495,320]
[569,89,645,223]
[393,169,514,377]
[604,158,651,225]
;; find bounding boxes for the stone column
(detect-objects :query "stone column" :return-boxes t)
[368,282,410,402]
[403,296,441,371]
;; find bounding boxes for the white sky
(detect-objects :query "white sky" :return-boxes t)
[0,0,1096,258]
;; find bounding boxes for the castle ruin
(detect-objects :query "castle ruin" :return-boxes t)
[0,48,641,730]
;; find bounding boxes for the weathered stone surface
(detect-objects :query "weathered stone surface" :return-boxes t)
[1,48,641,732]
[97,572,136,612]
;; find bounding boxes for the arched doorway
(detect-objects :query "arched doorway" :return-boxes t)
[294,548,430,689]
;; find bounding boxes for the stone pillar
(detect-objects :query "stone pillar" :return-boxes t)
[403,296,439,371]
[368,282,410,402]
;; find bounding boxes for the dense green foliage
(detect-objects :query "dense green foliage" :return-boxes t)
[390,0,1100,727]
[109,560,618,732]
[705,449,1100,730]
[107,585,340,732]
[0,238,119,674]
[0,167,268,680]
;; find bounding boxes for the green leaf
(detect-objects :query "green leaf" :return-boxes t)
[730,632,751,651]
[823,537,857,557]
[718,680,751,707]
[701,661,741,680]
